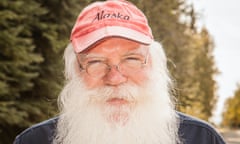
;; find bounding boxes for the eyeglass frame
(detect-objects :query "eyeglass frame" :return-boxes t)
[76,48,149,78]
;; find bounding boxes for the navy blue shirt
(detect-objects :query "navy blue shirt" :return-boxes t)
[13,112,225,144]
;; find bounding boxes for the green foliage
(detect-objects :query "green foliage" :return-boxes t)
[179,29,218,120]
[0,0,44,99]
[0,1,47,143]
[222,84,240,128]
[0,0,81,143]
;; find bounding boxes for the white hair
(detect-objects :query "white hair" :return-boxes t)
[53,41,181,144]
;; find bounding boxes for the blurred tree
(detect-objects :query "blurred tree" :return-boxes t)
[0,1,46,143]
[0,0,82,143]
[0,0,44,98]
[222,84,240,128]
[182,28,218,120]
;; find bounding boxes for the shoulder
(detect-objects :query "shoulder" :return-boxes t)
[177,112,225,144]
[14,117,58,144]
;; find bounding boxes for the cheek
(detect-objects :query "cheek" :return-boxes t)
[82,74,104,88]
[128,69,149,85]
[82,72,148,88]
[129,61,152,85]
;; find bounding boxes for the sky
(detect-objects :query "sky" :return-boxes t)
[187,0,240,124]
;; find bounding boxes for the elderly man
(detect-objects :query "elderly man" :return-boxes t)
[14,0,225,144]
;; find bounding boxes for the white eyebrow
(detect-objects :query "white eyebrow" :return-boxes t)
[85,53,105,58]
[78,44,149,59]
[124,45,149,55]
[78,53,106,61]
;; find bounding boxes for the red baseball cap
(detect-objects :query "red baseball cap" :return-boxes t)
[70,0,153,53]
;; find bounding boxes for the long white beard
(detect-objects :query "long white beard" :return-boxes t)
[53,42,181,144]
[53,78,180,144]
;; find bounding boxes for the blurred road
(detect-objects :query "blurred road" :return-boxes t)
[220,129,240,144]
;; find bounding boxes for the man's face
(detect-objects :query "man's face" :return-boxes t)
[77,37,151,107]
[54,39,180,144]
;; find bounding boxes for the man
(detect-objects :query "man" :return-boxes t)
[14,0,225,144]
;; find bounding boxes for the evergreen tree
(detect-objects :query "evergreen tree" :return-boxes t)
[182,28,218,120]
[0,0,45,99]
[0,0,82,143]
[0,1,46,143]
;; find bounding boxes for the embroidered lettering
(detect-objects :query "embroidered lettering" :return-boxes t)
[92,10,130,22]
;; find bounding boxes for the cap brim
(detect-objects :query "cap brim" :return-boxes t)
[71,26,153,53]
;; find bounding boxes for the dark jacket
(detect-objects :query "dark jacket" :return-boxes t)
[13,112,225,144]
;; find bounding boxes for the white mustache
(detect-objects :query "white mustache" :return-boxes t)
[88,84,140,104]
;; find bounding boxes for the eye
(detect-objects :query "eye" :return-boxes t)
[83,57,106,65]
[86,59,107,73]
[123,55,143,62]
[87,59,104,65]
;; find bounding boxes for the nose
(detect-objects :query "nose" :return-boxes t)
[104,65,127,86]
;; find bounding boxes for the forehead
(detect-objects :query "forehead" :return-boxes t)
[80,37,148,56]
